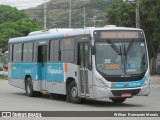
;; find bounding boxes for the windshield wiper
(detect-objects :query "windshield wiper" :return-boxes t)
[107,39,124,65]
[124,44,127,62]
[107,39,121,55]
[126,39,135,54]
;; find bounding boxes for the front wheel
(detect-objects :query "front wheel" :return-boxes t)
[110,98,126,103]
[67,81,81,104]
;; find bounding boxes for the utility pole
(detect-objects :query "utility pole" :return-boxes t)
[136,0,140,28]
[84,6,86,28]
[69,0,72,28]
[93,14,97,27]
[44,0,47,30]
[123,0,140,28]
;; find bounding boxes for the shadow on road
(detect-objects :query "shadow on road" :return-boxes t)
[12,92,145,108]
[81,99,145,108]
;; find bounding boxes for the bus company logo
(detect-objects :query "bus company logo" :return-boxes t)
[2,112,11,117]
[1,112,42,118]
[48,66,63,75]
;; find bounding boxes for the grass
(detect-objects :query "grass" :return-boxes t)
[0,75,5,79]
[0,66,3,71]
[0,61,3,71]
[0,75,8,80]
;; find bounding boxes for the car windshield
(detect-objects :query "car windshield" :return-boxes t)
[95,40,148,75]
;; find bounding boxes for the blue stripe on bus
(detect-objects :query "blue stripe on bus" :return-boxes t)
[10,62,64,82]
[45,63,64,82]
[111,76,146,88]
[10,34,64,43]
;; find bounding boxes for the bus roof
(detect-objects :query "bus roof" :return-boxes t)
[8,26,142,43]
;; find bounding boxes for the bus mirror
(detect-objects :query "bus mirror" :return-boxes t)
[91,45,95,55]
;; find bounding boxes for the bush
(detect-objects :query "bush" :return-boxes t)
[0,66,3,71]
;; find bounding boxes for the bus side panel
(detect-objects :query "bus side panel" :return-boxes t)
[21,62,41,91]
[21,63,37,80]
[11,63,21,79]
[46,63,80,95]
[8,62,25,89]
[9,62,25,89]
[46,62,66,94]
[62,63,80,95]
[9,62,41,91]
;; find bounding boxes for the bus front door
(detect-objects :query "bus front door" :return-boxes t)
[38,45,47,90]
[79,43,89,96]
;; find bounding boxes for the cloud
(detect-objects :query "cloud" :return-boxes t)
[0,0,50,10]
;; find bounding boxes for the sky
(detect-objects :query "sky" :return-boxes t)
[0,0,50,10]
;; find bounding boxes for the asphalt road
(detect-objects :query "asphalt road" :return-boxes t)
[0,79,160,120]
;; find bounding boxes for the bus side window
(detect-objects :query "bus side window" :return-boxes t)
[13,43,22,62]
[23,43,28,62]
[9,44,13,62]
[60,38,75,63]
[50,40,59,62]
[23,42,33,62]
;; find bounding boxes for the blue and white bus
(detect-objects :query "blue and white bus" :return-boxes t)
[8,26,150,103]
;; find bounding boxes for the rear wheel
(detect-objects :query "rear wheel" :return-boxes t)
[110,98,126,103]
[25,77,41,97]
[67,81,81,104]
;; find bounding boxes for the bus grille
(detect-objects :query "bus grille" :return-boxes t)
[111,89,141,97]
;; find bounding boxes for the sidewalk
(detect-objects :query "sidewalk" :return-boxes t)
[150,75,160,88]
[150,75,160,84]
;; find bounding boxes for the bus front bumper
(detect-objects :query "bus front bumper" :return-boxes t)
[92,84,150,99]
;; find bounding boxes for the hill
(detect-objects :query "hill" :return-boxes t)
[25,0,121,28]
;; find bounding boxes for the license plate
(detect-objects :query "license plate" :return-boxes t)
[121,93,132,98]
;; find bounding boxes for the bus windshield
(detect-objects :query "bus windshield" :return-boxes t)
[95,40,148,76]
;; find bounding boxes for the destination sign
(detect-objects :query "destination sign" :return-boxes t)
[100,31,140,39]
[106,64,120,70]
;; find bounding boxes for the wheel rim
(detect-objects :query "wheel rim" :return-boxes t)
[71,86,78,98]
[27,82,31,94]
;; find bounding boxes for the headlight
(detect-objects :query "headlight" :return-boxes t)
[95,77,109,88]
[143,76,150,87]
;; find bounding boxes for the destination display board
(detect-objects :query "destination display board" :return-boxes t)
[100,31,140,39]
[94,30,144,39]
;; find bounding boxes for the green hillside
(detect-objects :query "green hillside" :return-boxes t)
[26,0,121,29]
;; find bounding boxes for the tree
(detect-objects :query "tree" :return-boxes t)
[141,0,160,58]
[0,5,27,24]
[105,2,135,27]
[105,0,160,58]
[0,5,42,51]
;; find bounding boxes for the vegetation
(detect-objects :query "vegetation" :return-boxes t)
[105,0,160,58]
[26,0,121,28]
[0,5,42,52]
[0,66,2,71]
[0,0,159,59]
[0,75,8,80]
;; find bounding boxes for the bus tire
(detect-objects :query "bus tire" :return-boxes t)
[110,98,126,103]
[25,77,36,97]
[67,81,81,104]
